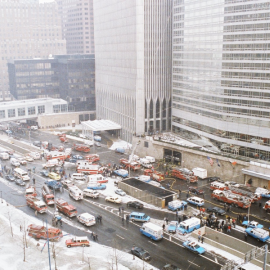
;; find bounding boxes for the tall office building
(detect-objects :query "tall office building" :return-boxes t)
[94,0,172,142]
[56,0,95,54]
[0,0,66,100]
[172,0,270,161]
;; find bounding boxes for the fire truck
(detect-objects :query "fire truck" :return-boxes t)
[42,185,55,205]
[73,144,90,153]
[25,186,37,197]
[211,190,251,208]
[27,224,62,241]
[263,200,270,212]
[171,168,198,183]
[59,134,68,143]
[45,149,71,161]
[56,198,77,217]
[120,158,141,171]
[26,197,47,213]
[228,186,261,203]
[144,169,164,182]
[85,154,100,163]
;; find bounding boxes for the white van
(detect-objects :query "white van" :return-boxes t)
[69,186,83,200]
[14,168,30,181]
[77,213,96,227]
[42,159,61,169]
[83,189,99,198]
[71,173,86,181]
[29,152,41,160]
[145,156,155,163]
[140,222,163,241]
[30,126,38,130]
[10,158,20,167]
[129,154,139,162]
[139,158,150,164]
[0,152,9,160]
[137,175,151,182]
[87,174,104,183]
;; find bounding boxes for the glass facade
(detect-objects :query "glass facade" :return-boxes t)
[172,0,270,161]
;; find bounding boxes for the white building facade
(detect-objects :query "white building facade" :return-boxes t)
[172,0,270,161]
[93,0,172,142]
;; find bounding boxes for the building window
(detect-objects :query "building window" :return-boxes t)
[144,141,149,148]
[18,108,25,116]
[8,109,15,118]
[28,106,36,115]
[61,104,67,112]
[53,105,60,113]
[38,105,45,114]
[0,110,5,119]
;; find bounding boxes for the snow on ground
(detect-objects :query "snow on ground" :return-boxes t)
[109,140,132,151]
[0,199,157,270]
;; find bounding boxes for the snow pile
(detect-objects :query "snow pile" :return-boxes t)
[0,200,157,270]
[109,140,132,151]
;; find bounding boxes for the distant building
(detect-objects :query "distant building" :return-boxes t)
[8,54,95,112]
[93,0,172,142]
[0,0,66,100]
[56,0,95,54]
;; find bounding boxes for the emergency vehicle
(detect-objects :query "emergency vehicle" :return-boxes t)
[245,227,269,242]
[14,168,30,181]
[177,217,201,235]
[210,181,228,191]
[85,154,100,163]
[69,186,83,201]
[26,197,47,213]
[28,224,62,241]
[77,213,96,226]
[140,222,163,241]
[171,168,198,183]
[143,169,164,182]
[56,198,77,217]
[77,164,100,174]
[119,158,141,171]
[25,186,37,197]
[45,149,71,161]
[73,144,90,153]
[212,190,251,208]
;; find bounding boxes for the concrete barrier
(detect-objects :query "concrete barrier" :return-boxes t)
[192,227,270,269]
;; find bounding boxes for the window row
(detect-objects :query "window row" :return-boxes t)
[0,105,45,119]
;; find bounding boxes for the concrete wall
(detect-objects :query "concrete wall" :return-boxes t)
[38,111,95,129]
[192,227,270,269]
[133,136,270,187]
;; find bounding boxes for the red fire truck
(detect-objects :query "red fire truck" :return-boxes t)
[85,154,100,163]
[28,224,63,241]
[56,198,77,217]
[144,169,164,182]
[120,158,141,171]
[211,190,251,208]
[171,168,198,183]
[73,144,90,153]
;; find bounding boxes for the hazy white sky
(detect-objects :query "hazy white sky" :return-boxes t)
[39,0,55,3]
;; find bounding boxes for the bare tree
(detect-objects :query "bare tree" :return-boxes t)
[107,239,124,270]
[52,243,58,270]
[85,255,91,270]
[7,211,13,237]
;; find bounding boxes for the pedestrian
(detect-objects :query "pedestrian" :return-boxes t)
[166,217,169,225]
[35,210,37,216]
[227,224,231,233]
[20,225,22,231]
[122,206,124,212]
[232,219,236,228]
[164,217,166,224]
[162,224,165,231]
[201,236,204,244]
[186,192,189,198]
[176,210,178,217]
[33,167,35,173]
[122,217,125,225]
[198,235,201,242]
[178,216,181,223]
[95,234,98,241]
[59,219,62,227]
[244,232,248,241]
[119,207,121,215]
[32,178,36,185]
[259,202,262,208]
[93,233,96,241]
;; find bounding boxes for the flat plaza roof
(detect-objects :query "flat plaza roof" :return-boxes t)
[121,178,176,198]
[82,119,121,131]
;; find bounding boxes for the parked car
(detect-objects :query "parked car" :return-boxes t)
[33,141,41,147]
[17,157,27,165]
[72,155,84,160]
[6,174,15,181]
[188,186,205,195]
[105,196,121,204]
[167,221,178,234]
[48,172,61,181]
[15,178,26,186]
[24,155,34,162]
[183,241,205,254]
[113,169,129,178]
[40,170,49,177]
[242,221,263,229]
[115,189,126,196]
[131,246,151,261]
[161,264,181,270]
[127,201,144,209]
[206,206,226,216]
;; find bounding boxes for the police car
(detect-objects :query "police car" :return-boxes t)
[183,241,205,254]
[245,227,269,242]
[167,221,178,234]
[242,220,263,229]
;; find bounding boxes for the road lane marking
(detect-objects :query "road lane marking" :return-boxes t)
[188,260,200,267]
[116,234,124,239]
[148,241,157,246]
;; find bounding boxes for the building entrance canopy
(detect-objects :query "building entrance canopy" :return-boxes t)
[82,120,121,140]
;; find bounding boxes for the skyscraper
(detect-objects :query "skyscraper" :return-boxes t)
[56,0,95,54]
[172,0,270,161]
[93,0,172,142]
[0,0,66,100]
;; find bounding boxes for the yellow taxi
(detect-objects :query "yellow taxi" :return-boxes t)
[48,172,61,181]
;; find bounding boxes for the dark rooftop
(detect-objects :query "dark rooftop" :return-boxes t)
[121,178,176,198]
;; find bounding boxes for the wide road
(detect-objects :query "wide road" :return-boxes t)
[0,179,221,270]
